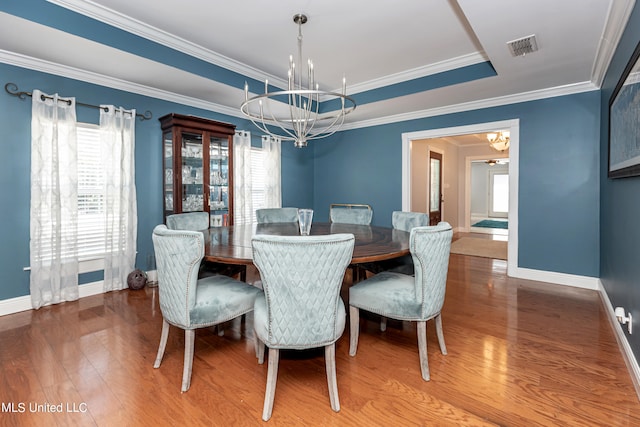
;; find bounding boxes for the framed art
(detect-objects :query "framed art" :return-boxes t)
[609,40,640,178]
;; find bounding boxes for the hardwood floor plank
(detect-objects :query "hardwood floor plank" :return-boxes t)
[1,245,639,425]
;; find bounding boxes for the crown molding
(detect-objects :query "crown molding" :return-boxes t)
[47,0,288,88]
[341,81,598,131]
[49,0,491,96]
[0,49,243,119]
[345,52,489,95]
[590,0,636,87]
[0,49,598,130]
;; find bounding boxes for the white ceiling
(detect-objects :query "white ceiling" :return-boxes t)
[0,0,634,135]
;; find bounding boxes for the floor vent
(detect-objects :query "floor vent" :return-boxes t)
[507,35,538,57]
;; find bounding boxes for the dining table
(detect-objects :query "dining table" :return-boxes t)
[203,222,410,266]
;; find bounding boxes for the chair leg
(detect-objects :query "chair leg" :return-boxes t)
[435,313,447,355]
[256,336,265,364]
[182,329,196,392]
[262,348,280,421]
[217,323,225,336]
[380,316,387,331]
[349,306,360,356]
[417,321,430,381]
[325,343,340,412]
[154,319,170,368]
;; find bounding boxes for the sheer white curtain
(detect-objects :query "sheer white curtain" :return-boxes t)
[101,106,137,292]
[30,90,79,309]
[261,135,282,208]
[233,130,253,225]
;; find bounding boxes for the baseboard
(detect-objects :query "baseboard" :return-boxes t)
[0,281,105,317]
[509,266,600,290]
[598,280,640,400]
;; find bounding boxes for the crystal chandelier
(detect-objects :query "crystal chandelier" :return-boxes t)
[487,131,510,152]
[240,13,356,148]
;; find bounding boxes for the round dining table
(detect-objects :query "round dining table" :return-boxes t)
[203,222,410,265]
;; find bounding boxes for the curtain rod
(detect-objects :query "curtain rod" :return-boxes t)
[4,82,153,121]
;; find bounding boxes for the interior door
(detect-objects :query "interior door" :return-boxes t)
[428,151,443,225]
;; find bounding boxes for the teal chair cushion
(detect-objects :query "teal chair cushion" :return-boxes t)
[349,272,421,319]
[190,274,262,326]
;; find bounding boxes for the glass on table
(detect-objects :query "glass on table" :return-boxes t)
[298,209,313,236]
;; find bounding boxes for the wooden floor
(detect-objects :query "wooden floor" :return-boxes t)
[2,237,640,426]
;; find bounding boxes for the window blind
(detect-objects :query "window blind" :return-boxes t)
[76,124,106,260]
[250,147,265,222]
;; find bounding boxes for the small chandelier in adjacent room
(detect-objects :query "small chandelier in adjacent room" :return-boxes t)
[487,130,510,152]
[240,13,356,148]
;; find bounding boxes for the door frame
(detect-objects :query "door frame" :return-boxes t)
[401,119,519,276]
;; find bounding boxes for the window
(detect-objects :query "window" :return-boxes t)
[489,171,509,217]
[36,124,107,271]
[76,124,107,261]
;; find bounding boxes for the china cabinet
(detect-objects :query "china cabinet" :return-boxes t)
[160,113,236,226]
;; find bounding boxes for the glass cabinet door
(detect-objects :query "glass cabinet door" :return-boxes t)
[160,113,236,225]
[209,136,229,226]
[163,131,174,214]
[180,132,204,212]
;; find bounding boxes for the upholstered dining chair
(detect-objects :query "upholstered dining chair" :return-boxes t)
[166,212,246,282]
[152,225,262,392]
[256,207,299,224]
[329,204,372,283]
[349,222,453,381]
[362,211,431,276]
[166,211,209,231]
[251,233,355,421]
[329,203,373,225]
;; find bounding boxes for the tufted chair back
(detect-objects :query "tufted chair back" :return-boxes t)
[252,232,355,420]
[256,207,299,224]
[166,212,209,231]
[411,223,453,319]
[152,225,203,327]
[392,211,430,232]
[329,204,373,225]
[252,233,354,347]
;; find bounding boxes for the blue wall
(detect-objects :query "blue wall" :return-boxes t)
[0,63,313,300]
[0,0,605,303]
[1,58,601,302]
[314,92,601,277]
[600,3,640,357]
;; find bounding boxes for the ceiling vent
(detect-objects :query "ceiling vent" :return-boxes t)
[507,35,538,57]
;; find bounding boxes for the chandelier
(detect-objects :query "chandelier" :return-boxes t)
[240,13,356,148]
[487,131,510,152]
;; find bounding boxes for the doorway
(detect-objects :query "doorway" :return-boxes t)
[469,159,509,235]
[401,119,519,276]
